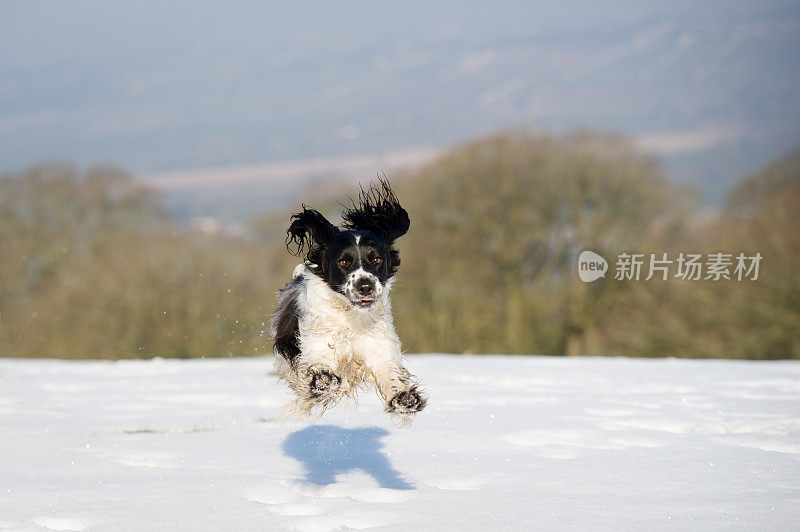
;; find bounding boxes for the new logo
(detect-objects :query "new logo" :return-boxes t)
[578,250,608,282]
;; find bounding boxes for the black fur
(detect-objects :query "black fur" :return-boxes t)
[341,178,410,244]
[283,178,409,290]
[273,278,301,365]
[285,206,340,277]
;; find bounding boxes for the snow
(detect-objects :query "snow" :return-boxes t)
[1,355,799,531]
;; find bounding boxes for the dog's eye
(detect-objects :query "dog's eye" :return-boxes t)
[338,259,351,268]
[372,257,383,266]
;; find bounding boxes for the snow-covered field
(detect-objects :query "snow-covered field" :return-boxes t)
[1,355,799,531]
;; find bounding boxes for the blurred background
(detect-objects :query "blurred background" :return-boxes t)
[1,0,797,359]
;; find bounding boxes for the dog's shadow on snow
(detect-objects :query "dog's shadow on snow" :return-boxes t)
[282,425,413,490]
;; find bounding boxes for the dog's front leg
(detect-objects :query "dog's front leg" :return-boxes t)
[289,335,344,416]
[355,334,427,416]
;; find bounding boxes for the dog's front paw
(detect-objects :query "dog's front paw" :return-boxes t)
[308,368,341,397]
[387,387,427,414]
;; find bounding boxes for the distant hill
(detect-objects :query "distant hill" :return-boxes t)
[2,1,799,219]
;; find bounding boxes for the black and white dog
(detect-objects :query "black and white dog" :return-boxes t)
[271,179,427,422]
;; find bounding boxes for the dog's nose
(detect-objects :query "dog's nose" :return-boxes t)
[356,278,375,296]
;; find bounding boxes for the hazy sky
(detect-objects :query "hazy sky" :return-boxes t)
[2,0,798,200]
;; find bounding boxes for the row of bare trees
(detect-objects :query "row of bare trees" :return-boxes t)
[1,131,797,358]
[390,132,798,358]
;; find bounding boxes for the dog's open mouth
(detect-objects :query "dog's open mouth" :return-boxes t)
[353,298,375,308]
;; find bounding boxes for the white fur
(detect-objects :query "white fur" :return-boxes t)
[274,264,422,422]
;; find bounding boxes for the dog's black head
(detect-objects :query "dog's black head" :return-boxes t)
[285,179,410,309]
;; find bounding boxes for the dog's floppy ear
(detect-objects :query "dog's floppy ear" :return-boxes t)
[341,178,410,244]
[286,206,339,265]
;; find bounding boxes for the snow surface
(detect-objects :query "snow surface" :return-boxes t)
[1,355,799,531]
